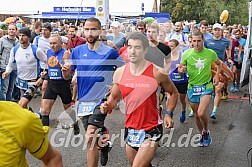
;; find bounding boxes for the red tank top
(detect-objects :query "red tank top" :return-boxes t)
[119,62,162,130]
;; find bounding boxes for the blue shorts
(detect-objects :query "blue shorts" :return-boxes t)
[187,88,213,103]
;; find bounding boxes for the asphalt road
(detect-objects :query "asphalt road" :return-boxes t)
[27,85,252,167]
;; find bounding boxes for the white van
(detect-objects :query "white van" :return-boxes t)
[240,2,252,104]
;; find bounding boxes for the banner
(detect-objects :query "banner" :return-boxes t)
[96,0,109,26]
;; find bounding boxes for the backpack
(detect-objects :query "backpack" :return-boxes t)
[34,34,42,46]
[169,32,186,44]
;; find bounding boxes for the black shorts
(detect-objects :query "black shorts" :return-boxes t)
[234,61,242,70]
[43,79,72,104]
[80,114,107,133]
[174,82,188,94]
[124,124,163,151]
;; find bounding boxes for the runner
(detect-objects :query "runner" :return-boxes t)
[62,17,124,167]
[0,101,63,167]
[2,28,46,98]
[168,39,188,123]
[100,31,178,167]
[40,34,79,135]
[231,29,246,92]
[178,31,221,146]
[204,23,230,119]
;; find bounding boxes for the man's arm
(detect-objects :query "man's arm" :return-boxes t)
[36,48,47,63]
[40,143,63,167]
[213,59,221,86]
[100,67,123,114]
[154,67,178,128]
[61,62,73,80]
[2,48,15,79]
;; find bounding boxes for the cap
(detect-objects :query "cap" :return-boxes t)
[42,22,52,32]
[213,23,222,30]
[19,27,31,38]
[110,21,121,27]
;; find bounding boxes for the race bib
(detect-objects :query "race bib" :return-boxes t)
[49,68,62,79]
[192,85,206,96]
[171,72,184,81]
[77,102,97,116]
[17,78,28,89]
[127,128,146,147]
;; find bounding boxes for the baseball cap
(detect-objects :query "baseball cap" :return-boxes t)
[213,23,222,30]
[110,21,121,27]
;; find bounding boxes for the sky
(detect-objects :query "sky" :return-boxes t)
[0,0,159,16]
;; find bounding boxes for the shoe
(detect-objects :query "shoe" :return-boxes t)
[180,111,186,123]
[234,85,240,92]
[202,130,212,146]
[230,84,235,92]
[221,92,228,100]
[188,107,194,117]
[73,121,80,135]
[199,134,204,147]
[100,141,112,166]
[210,111,216,119]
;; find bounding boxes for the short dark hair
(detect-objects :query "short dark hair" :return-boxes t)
[137,21,146,28]
[69,25,78,30]
[126,32,149,49]
[192,31,204,39]
[169,39,179,46]
[233,29,241,35]
[200,20,209,27]
[35,21,42,29]
[85,17,101,29]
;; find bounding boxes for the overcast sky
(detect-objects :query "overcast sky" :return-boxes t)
[0,0,158,15]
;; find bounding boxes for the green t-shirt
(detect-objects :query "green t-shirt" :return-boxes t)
[181,48,218,89]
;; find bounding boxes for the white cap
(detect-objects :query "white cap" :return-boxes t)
[110,21,121,27]
[213,23,222,29]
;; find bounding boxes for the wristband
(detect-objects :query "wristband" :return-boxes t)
[165,111,173,118]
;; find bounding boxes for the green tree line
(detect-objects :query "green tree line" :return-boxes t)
[161,0,249,25]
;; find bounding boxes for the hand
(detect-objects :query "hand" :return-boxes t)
[40,70,47,79]
[71,76,77,85]
[2,72,8,79]
[61,62,73,79]
[163,114,174,129]
[227,59,233,65]
[100,102,109,114]
[178,65,187,73]
[213,75,219,86]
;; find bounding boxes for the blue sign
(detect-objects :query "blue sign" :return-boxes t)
[53,7,95,13]
[141,3,144,11]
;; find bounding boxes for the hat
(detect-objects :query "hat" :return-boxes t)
[42,22,52,32]
[184,28,189,33]
[213,23,222,30]
[110,21,121,27]
[19,28,31,38]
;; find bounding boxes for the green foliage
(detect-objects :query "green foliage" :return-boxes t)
[161,0,249,25]
[0,24,8,30]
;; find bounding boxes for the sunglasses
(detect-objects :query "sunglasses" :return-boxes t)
[138,28,144,30]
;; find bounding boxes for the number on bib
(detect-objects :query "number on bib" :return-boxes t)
[127,129,146,147]
[192,85,206,96]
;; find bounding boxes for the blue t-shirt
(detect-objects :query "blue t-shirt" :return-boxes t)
[47,48,65,80]
[204,32,213,40]
[106,32,126,51]
[71,43,125,101]
[204,37,230,62]
[234,38,246,62]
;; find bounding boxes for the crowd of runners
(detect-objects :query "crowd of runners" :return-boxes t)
[0,17,247,167]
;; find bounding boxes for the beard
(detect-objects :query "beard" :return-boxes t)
[87,35,99,44]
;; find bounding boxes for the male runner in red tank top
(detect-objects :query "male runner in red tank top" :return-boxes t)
[100,32,178,167]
